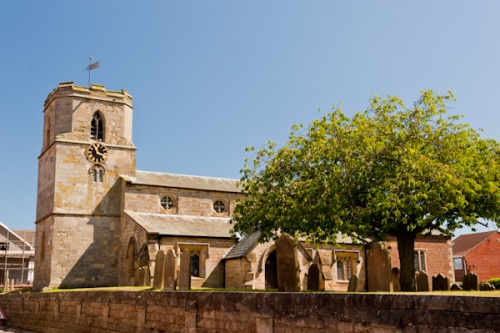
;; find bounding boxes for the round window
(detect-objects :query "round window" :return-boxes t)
[161,196,174,210]
[213,200,226,214]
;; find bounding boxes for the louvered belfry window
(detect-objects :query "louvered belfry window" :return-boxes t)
[91,112,104,141]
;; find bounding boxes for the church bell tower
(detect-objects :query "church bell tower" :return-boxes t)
[34,82,136,290]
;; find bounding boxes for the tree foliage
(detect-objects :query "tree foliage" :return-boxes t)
[232,90,500,291]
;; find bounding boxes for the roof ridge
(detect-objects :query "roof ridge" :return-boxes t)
[135,170,239,182]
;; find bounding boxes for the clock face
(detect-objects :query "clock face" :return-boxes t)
[86,143,108,164]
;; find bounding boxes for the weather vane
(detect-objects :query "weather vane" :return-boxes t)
[83,56,100,87]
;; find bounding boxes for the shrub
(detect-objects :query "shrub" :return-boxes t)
[488,278,500,289]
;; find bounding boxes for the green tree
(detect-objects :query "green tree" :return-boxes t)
[232,90,500,291]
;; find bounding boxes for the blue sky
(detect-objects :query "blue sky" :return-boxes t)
[1,1,499,236]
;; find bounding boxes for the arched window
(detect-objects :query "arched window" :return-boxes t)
[90,112,104,141]
[90,165,105,182]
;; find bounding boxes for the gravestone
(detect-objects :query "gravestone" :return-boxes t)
[367,242,392,292]
[141,266,150,286]
[432,274,450,291]
[463,272,479,291]
[153,250,165,289]
[450,283,462,291]
[134,267,140,286]
[135,266,149,287]
[415,271,429,291]
[480,282,495,291]
[391,268,401,292]
[307,264,320,291]
[275,234,301,292]
[164,249,177,291]
[348,274,359,292]
[178,250,191,291]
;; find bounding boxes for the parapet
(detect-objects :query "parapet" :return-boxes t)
[44,82,133,108]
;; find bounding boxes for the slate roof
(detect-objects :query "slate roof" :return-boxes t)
[124,210,234,238]
[225,231,261,259]
[452,230,499,257]
[124,170,240,193]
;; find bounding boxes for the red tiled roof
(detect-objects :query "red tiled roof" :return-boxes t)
[452,231,498,257]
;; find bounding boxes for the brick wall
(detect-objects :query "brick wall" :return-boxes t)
[386,235,454,285]
[464,232,500,282]
[0,291,498,332]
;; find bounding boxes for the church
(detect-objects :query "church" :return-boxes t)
[34,82,454,291]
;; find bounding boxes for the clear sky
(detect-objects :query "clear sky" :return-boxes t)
[1,1,499,237]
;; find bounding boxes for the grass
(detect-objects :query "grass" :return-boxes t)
[2,286,499,297]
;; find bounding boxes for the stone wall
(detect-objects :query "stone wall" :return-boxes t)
[0,291,497,333]
[122,184,239,218]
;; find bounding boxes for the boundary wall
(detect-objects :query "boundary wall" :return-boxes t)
[0,291,498,332]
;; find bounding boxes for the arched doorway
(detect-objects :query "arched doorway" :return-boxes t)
[265,250,278,290]
[307,264,320,291]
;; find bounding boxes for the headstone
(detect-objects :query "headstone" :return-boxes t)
[137,267,145,286]
[450,283,462,291]
[178,250,191,291]
[479,282,495,291]
[415,271,429,291]
[347,274,359,292]
[432,274,450,291]
[136,266,149,287]
[134,266,141,286]
[164,249,177,291]
[153,250,166,289]
[307,264,320,291]
[391,268,401,292]
[275,234,301,292]
[463,272,479,291]
[367,242,392,292]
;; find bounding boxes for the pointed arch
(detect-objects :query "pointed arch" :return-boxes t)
[264,249,278,290]
[90,111,105,141]
[138,243,150,268]
[126,238,138,280]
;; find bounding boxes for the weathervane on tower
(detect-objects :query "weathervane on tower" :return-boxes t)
[83,56,100,87]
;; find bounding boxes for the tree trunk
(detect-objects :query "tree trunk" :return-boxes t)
[396,231,417,292]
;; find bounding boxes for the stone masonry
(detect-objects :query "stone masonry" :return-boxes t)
[0,291,499,332]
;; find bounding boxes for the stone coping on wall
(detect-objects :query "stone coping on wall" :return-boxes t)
[0,291,498,332]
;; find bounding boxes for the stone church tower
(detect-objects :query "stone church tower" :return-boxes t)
[34,82,136,290]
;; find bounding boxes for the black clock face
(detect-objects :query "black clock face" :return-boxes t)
[86,143,108,164]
